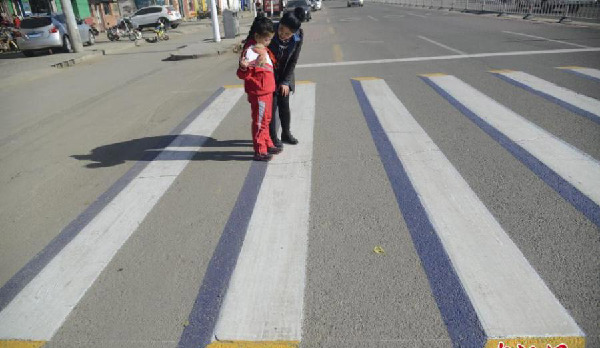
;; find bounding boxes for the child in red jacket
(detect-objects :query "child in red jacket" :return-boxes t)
[237,16,281,161]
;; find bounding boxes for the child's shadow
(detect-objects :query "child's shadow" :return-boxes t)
[71,135,254,168]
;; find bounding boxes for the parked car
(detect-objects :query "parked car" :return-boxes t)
[15,14,95,57]
[311,0,322,10]
[348,0,363,6]
[284,0,312,21]
[130,5,182,29]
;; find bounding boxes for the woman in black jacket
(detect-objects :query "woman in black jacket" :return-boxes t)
[268,7,305,148]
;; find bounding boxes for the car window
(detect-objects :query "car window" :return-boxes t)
[287,0,306,6]
[149,7,162,13]
[167,6,175,11]
[20,17,52,28]
[134,8,146,15]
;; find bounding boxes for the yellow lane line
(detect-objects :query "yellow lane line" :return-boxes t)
[0,341,47,348]
[207,341,300,347]
[333,44,343,62]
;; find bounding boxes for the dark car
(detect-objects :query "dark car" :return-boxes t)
[283,0,312,21]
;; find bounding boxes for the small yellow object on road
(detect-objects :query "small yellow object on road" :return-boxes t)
[373,246,385,255]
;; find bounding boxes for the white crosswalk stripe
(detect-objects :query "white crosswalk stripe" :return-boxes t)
[211,83,316,345]
[423,73,600,210]
[491,70,600,123]
[353,77,584,347]
[0,87,244,342]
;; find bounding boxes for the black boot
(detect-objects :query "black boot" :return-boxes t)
[281,132,298,145]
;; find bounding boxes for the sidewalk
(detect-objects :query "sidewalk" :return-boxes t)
[0,12,256,89]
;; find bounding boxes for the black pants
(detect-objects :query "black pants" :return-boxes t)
[269,91,291,141]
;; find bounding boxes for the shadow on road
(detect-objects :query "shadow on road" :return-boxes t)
[71,135,254,168]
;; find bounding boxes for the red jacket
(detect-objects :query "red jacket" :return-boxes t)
[237,39,277,96]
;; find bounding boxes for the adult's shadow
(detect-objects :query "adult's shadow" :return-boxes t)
[71,135,254,168]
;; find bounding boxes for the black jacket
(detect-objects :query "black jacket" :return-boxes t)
[269,25,304,92]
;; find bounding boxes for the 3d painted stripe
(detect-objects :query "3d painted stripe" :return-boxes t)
[0,87,244,341]
[423,74,600,227]
[354,78,585,345]
[491,70,600,125]
[557,66,600,83]
[209,83,316,346]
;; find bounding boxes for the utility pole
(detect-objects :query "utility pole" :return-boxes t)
[58,0,83,52]
[210,0,221,42]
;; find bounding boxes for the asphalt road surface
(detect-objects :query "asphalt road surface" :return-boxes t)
[0,2,599,348]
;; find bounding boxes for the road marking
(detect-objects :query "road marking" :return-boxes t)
[367,15,379,21]
[502,31,589,48]
[339,17,361,22]
[352,77,585,347]
[296,47,600,69]
[422,74,600,226]
[557,66,600,83]
[418,35,467,55]
[406,12,427,18]
[0,87,244,343]
[209,83,315,346]
[178,84,316,348]
[491,70,600,125]
[333,44,343,62]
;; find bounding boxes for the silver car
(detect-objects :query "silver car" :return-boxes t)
[16,14,95,57]
[130,5,182,29]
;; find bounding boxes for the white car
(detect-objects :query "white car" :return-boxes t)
[348,0,363,6]
[130,5,182,29]
[311,0,322,10]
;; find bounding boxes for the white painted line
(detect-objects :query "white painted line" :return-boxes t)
[495,70,600,122]
[558,66,600,81]
[359,78,584,337]
[297,47,600,69]
[428,74,600,208]
[367,15,379,21]
[418,35,467,55]
[503,31,589,48]
[212,83,316,342]
[407,12,427,18]
[0,87,245,340]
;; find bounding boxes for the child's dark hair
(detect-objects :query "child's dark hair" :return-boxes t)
[279,7,305,32]
[247,14,274,41]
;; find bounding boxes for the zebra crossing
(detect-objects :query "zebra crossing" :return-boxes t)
[0,66,597,348]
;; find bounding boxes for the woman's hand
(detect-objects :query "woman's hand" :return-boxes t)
[279,84,290,97]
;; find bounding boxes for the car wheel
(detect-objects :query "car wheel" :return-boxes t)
[170,23,179,29]
[62,35,73,53]
[88,30,95,45]
[347,2,350,6]
[22,50,35,57]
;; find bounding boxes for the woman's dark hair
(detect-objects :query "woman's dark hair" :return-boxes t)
[247,14,274,40]
[279,7,305,32]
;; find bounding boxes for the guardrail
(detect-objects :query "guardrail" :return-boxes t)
[372,0,600,22]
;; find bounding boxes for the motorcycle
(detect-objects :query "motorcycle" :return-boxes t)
[0,26,18,52]
[107,17,141,41]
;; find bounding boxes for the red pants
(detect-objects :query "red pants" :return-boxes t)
[249,94,274,155]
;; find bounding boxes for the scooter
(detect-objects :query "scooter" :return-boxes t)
[107,17,141,41]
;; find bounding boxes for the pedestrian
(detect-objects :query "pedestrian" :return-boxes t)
[268,7,305,148]
[237,15,282,161]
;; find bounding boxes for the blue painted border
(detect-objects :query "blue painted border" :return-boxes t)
[0,87,226,312]
[351,79,487,348]
[493,72,600,126]
[560,68,600,83]
[178,161,268,348]
[422,76,600,227]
